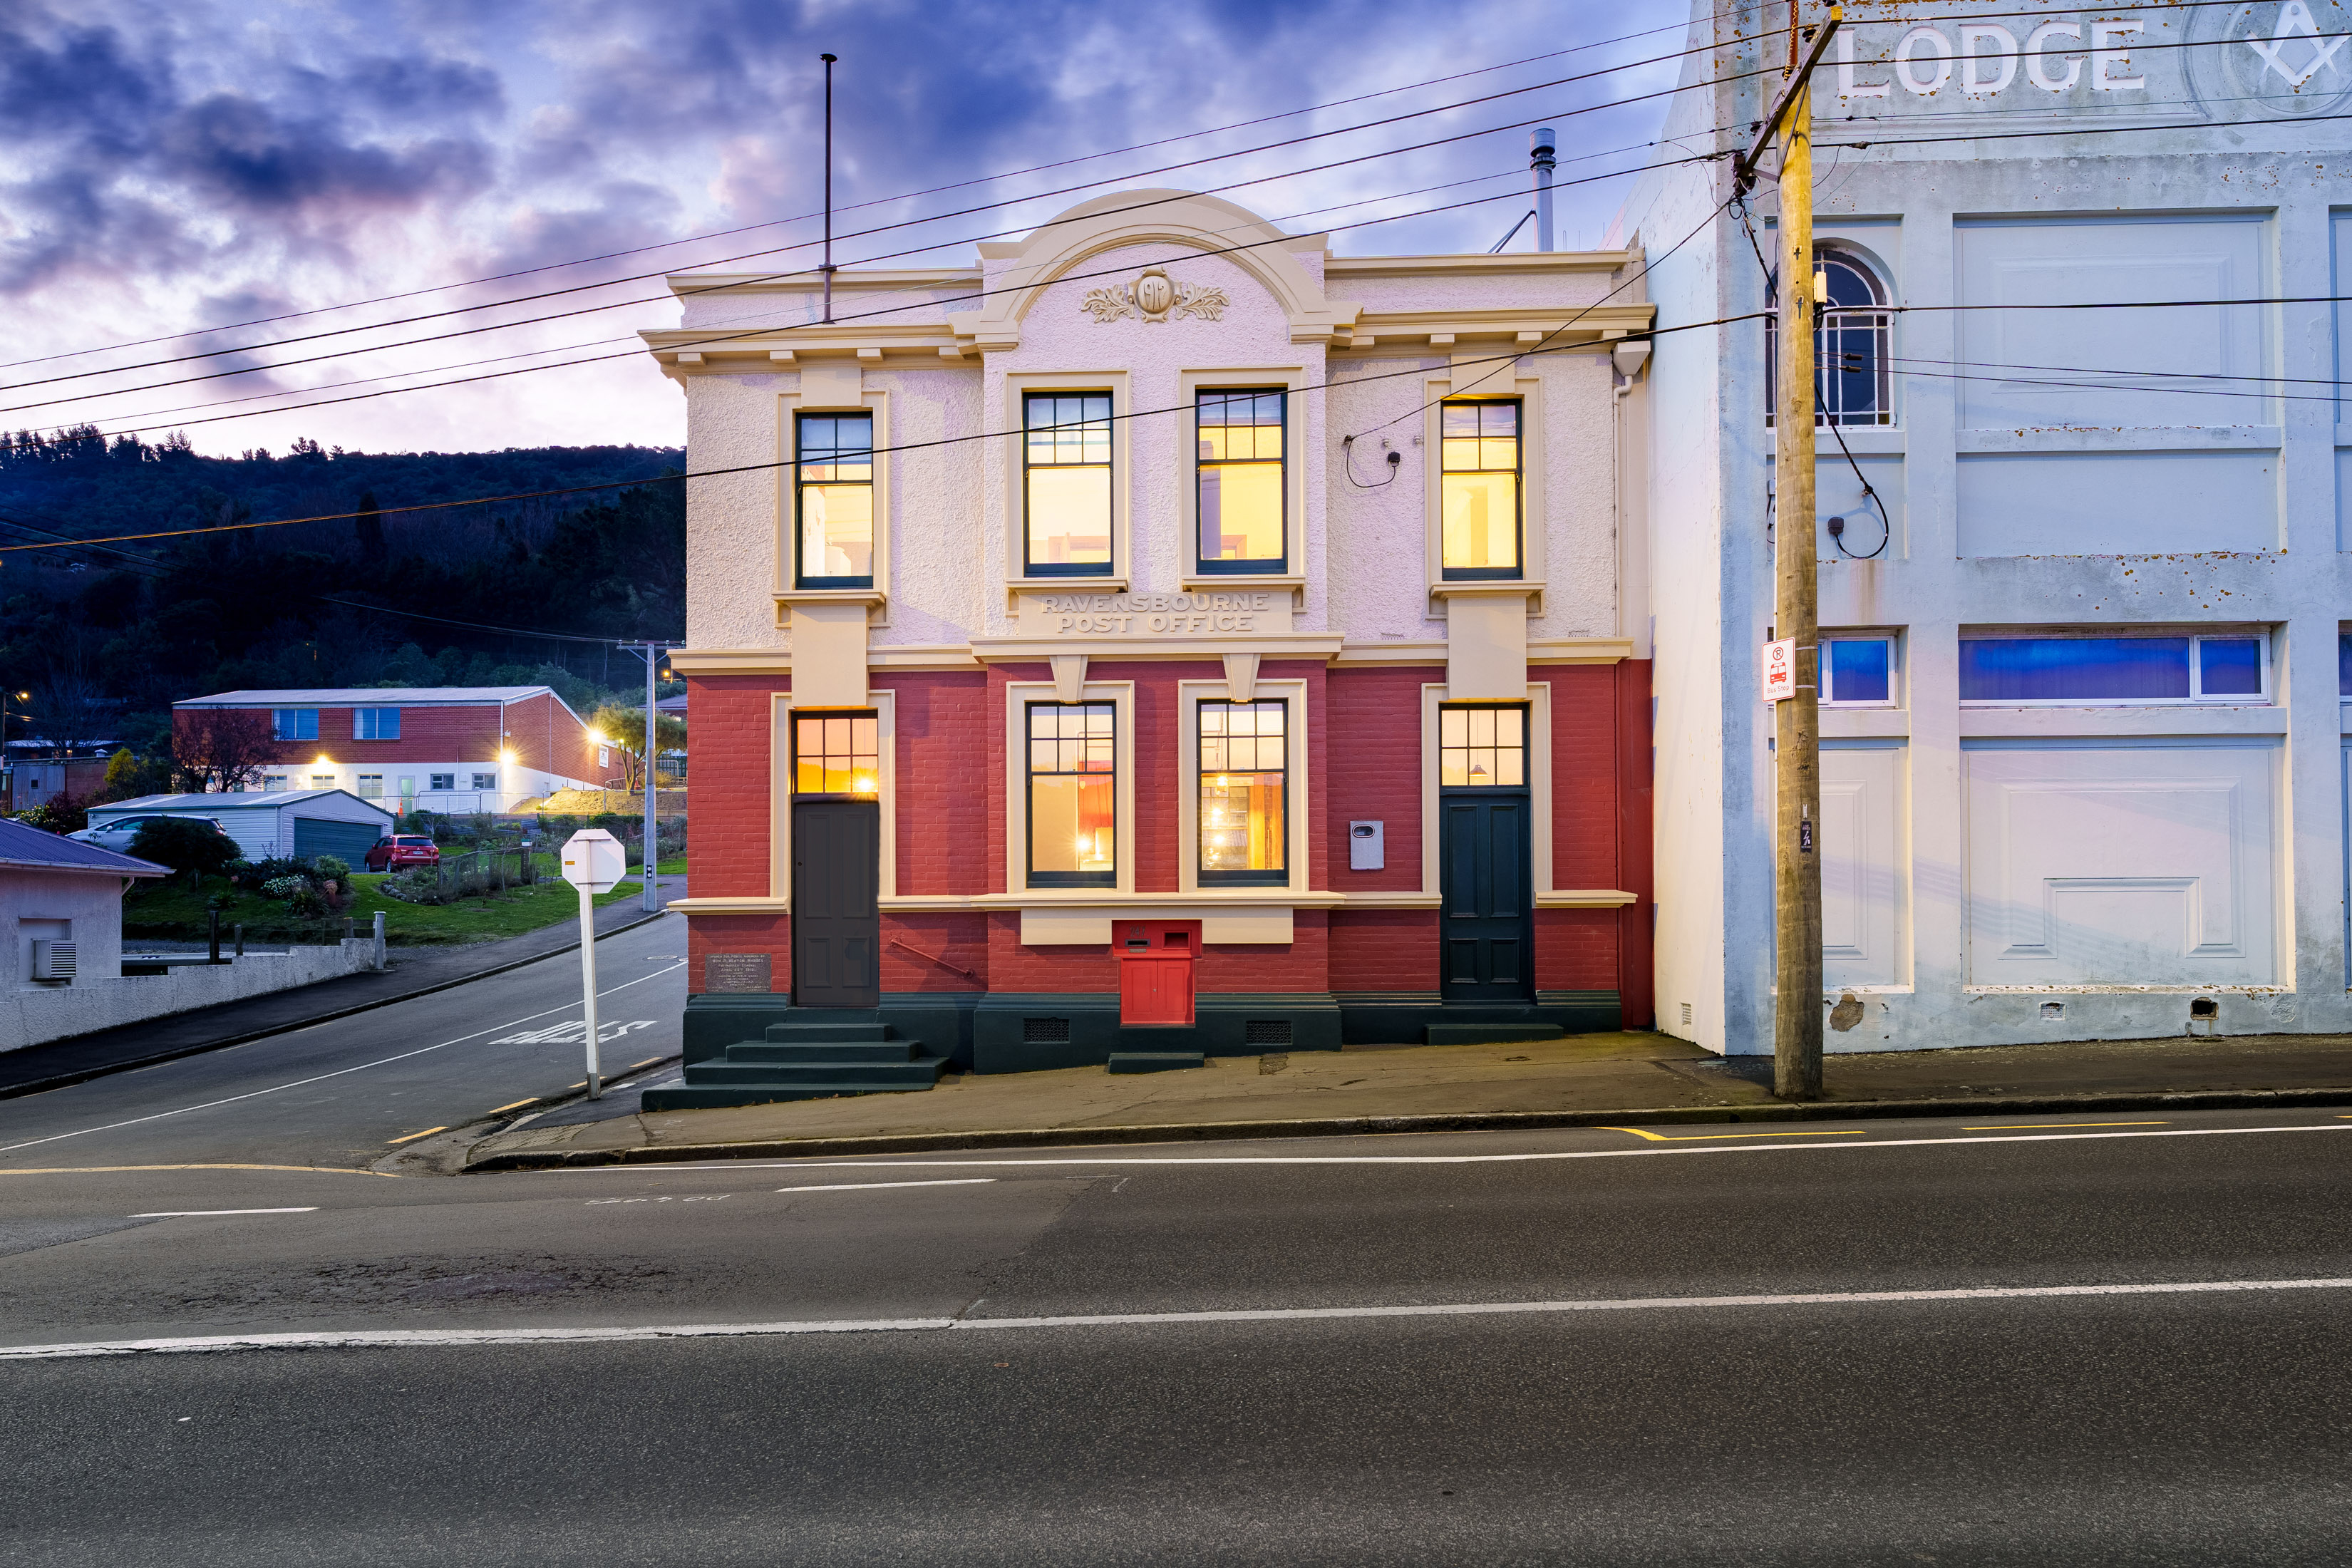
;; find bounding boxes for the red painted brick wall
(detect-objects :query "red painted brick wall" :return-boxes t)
[1326,667,1433,894]
[879,912,987,993]
[688,912,790,992]
[171,696,627,787]
[1329,909,1439,992]
[684,677,778,899]
[877,673,989,897]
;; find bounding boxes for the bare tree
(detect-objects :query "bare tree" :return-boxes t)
[26,673,113,756]
[173,708,277,793]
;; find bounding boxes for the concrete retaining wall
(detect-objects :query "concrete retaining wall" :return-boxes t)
[0,939,381,1055]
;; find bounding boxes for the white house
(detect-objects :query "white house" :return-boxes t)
[86,791,395,864]
[1613,0,2352,1051]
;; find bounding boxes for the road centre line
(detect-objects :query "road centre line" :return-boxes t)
[1603,1126,1868,1142]
[568,1120,2352,1174]
[1964,1121,2168,1131]
[129,1207,317,1217]
[775,1179,999,1193]
[11,1275,2351,1361]
[0,962,684,1158]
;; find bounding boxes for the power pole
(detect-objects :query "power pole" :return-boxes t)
[619,641,676,913]
[1736,4,1840,1100]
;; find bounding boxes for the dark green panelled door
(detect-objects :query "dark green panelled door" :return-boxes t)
[1440,793,1532,1001]
[791,798,880,1008]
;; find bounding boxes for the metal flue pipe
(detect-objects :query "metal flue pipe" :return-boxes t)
[1530,127,1557,252]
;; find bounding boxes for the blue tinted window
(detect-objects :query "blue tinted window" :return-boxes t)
[2196,638,2262,698]
[1959,639,2189,702]
[272,708,318,741]
[1825,639,1890,703]
[2339,634,2351,696]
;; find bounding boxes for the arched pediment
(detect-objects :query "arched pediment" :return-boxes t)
[950,189,1350,350]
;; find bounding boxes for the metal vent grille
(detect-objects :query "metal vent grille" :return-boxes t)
[30,939,76,981]
[1244,1018,1291,1046]
[1679,1002,1693,1027]
[1023,1017,1071,1043]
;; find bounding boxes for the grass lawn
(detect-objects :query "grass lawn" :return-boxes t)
[124,856,679,947]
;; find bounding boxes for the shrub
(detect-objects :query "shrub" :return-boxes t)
[233,856,315,889]
[130,816,239,877]
[259,876,309,899]
[14,798,88,835]
[311,855,351,882]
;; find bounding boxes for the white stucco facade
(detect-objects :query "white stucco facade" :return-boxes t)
[1614,0,2352,1052]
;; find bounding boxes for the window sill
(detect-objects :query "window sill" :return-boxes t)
[1013,574,1127,592]
[775,588,886,607]
[1182,573,1303,593]
[1430,579,1540,598]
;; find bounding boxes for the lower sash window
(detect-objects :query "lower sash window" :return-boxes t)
[1028,702,1116,887]
[1199,698,1286,886]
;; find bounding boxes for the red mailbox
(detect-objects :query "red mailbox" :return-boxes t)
[1114,919,1198,1027]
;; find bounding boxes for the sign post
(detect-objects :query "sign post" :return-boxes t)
[559,830,626,1099]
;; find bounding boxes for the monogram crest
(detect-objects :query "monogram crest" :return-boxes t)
[1079,265,1230,324]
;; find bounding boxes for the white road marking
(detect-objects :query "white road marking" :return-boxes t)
[8,1275,2348,1361]
[577,1120,2352,1173]
[0,962,684,1157]
[775,1179,998,1194]
[129,1207,317,1217]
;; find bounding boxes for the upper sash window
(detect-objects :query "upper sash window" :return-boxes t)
[796,412,875,588]
[1440,400,1522,578]
[1196,390,1285,573]
[1024,393,1114,576]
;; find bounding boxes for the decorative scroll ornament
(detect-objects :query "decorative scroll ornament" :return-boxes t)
[1078,265,1230,324]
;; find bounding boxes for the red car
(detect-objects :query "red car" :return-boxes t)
[364,835,442,871]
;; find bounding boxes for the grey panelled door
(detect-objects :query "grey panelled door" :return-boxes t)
[791,798,880,1008]
[1440,794,1532,1001]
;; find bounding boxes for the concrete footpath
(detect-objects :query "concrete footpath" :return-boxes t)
[0,884,681,1100]
[465,1027,2352,1170]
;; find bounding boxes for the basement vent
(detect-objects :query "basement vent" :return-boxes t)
[2040,1001,2065,1021]
[2190,998,2219,1019]
[1023,1016,1071,1043]
[1679,1002,1693,1027]
[1244,1018,1291,1046]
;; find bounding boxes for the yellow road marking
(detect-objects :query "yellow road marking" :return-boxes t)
[384,1127,448,1146]
[1600,1126,1870,1143]
[0,1164,399,1177]
[1964,1122,2169,1132]
[487,1099,539,1115]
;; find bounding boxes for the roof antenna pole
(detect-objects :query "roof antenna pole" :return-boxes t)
[820,52,838,325]
[1530,127,1557,252]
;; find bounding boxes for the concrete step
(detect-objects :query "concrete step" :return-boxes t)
[726,1040,921,1064]
[764,1021,891,1043]
[1423,1023,1564,1046]
[642,1081,939,1110]
[1108,1051,1206,1074]
[686,1058,948,1088]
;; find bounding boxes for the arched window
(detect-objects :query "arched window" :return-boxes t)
[1766,247,1893,428]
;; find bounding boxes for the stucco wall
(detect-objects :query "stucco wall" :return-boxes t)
[0,939,379,1055]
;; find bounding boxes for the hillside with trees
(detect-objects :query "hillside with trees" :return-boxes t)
[0,428,687,758]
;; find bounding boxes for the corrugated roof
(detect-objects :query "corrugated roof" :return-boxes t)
[0,817,167,877]
[174,686,552,707]
[88,790,395,817]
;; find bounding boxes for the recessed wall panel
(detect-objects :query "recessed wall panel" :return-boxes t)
[1964,742,2277,987]
[1955,450,2277,556]
[1822,744,1903,989]
[1956,216,2268,430]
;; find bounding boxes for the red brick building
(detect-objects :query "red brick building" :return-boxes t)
[172,686,628,813]
[649,190,1656,1096]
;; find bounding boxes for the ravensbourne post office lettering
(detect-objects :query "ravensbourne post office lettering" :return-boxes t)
[1035,591,1277,634]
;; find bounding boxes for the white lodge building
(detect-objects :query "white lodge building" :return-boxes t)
[1616,0,2352,1052]
[644,190,1661,1097]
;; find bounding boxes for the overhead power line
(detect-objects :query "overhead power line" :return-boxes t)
[0,180,1756,557]
[0,9,1743,375]
[0,33,1741,404]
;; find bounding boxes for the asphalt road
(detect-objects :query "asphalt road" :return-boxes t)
[6,1088,2352,1562]
[0,911,689,1172]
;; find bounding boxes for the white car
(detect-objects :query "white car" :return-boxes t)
[67,815,231,854]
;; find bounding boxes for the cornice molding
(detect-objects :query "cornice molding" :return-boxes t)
[1325,250,1641,277]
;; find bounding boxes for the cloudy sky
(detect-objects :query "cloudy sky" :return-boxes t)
[0,0,1690,457]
